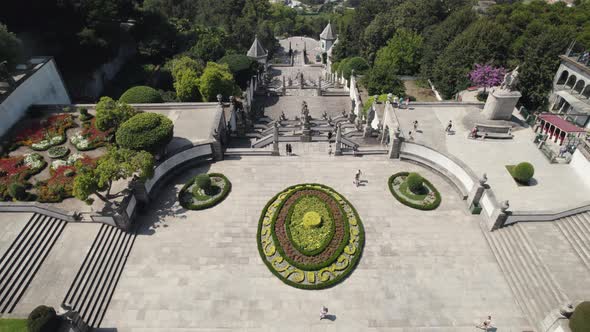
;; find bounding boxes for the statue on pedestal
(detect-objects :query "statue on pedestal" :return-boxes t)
[500,66,519,91]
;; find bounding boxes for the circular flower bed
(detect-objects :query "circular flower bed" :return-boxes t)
[257,184,365,289]
[178,173,231,210]
[47,146,70,159]
[388,172,441,210]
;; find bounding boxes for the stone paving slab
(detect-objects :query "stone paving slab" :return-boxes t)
[0,213,33,259]
[102,154,529,331]
[11,223,101,317]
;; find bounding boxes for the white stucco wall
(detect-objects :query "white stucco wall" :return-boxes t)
[0,59,70,137]
[570,149,590,189]
[480,191,495,218]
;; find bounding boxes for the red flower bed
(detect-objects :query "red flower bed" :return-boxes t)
[0,155,46,200]
[14,114,75,147]
[81,119,113,147]
[36,156,96,202]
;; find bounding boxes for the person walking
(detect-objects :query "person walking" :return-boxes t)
[285,144,290,156]
[328,131,333,141]
[475,315,492,331]
[328,144,333,156]
[288,144,293,156]
[408,131,414,140]
[320,306,329,320]
[446,120,453,133]
[413,120,418,131]
[354,169,362,187]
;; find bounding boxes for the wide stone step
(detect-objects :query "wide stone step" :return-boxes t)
[0,214,66,313]
[556,216,590,270]
[63,225,136,328]
[480,222,568,332]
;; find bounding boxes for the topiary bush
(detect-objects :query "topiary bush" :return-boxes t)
[115,112,173,153]
[178,173,231,210]
[195,174,211,191]
[513,162,534,184]
[119,86,164,104]
[388,172,441,210]
[8,182,27,201]
[27,305,59,332]
[406,172,425,194]
[570,302,590,332]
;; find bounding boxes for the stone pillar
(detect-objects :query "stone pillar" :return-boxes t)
[272,122,280,156]
[282,76,286,96]
[467,173,487,208]
[335,123,342,156]
[489,200,510,231]
[317,76,322,96]
[388,127,402,159]
[483,88,522,120]
[131,179,150,205]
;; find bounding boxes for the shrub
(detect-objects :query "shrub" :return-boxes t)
[27,305,59,332]
[115,113,173,153]
[218,54,256,89]
[47,146,69,159]
[8,182,27,201]
[178,173,231,210]
[339,56,370,80]
[406,172,425,194]
[513,162,534,183]
[119,86,164,104]
[388,172,441,210]
[79,108,92,122]
[571,302,590,332]
[195,174,211,191]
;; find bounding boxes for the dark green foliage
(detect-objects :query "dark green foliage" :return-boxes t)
[405,173,425,194]
[79,108,92,122]
[513,162,534,184]
[95,97,140,132]
[195,174,212,191]
[364,67,406,96]
[570,302,590,332]
[0,24,23,70]
[115,113,173,153]
[338,57,369,80]
[119,86,164,104]
[388,172,441,210]
[178,173,232,210]
[218,54,257,89]
[8,182,27,201]
[27,305,59,332]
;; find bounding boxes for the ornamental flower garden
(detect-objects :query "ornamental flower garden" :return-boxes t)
[257,184,365,289]
[388,172,441,210]
[0,110,108,202]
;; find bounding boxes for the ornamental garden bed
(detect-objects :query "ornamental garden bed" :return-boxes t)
[36,155,96,203]
[388,172,441,210]
[178,173,231,210]
[0,154,47,201]
[257,183,365,290]
[12,114,75,151]
[70,118,114,151]
[47,146,70,159]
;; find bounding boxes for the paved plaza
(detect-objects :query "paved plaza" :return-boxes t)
[101,148,530,332]
[394,105,590,211]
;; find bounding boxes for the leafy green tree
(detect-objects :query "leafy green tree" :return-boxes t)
[218,54,257,89]
[373,29,424,76]
[0,24,23,70]
[174,68,202,102]
[189,32,226,62]
[420,7,476,79]
[73,147,154,201]
[431,19,512,99]
[364,66,406,96]
[95,97,140,131]
[169,56,204,80]
[198,62,238,102]
[338,57,370,80]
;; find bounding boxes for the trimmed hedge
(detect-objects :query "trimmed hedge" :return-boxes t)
[513,162,534,184]
[27,305,59,332]
[195,174,211,191]
[406,172,424,194]
[178,173,231,210]
[256,183,365,290]
[570,302,590,332]
[115,112,173,153]
[119,86,164,104]
[388,172,441,210]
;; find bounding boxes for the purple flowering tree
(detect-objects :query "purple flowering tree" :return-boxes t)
[469,64,506,93]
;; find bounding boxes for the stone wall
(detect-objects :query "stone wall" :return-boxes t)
[570,147,590,189]
[0,58,70,138]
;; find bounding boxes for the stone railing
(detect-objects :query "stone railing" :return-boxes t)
[505,201,590,225]
[399,142,478,198]
[0,202,78,222]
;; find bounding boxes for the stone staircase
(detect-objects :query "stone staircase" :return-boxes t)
[0,213,67,313]
[481,222,569,332]
[554,212,590,270]
[63,224,136,328]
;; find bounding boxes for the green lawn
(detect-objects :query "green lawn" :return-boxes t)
[0,319,27,332]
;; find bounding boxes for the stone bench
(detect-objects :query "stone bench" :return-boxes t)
[473,123,513,139]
